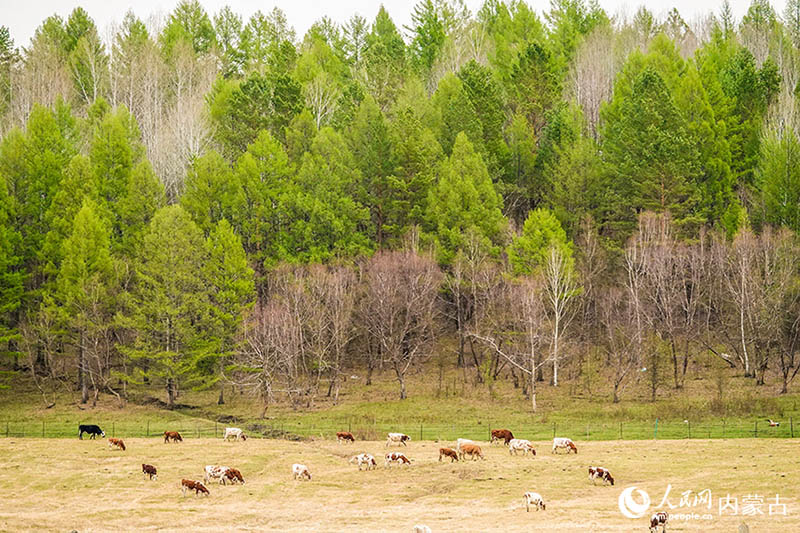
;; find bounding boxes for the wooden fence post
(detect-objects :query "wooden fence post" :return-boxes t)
[146,420,149,437]
[42,421,45,438]
[552,423,556,439]
[654,418,659,440]
[791,417,794,439]
[754,420,758,438]
[619,422,622,439]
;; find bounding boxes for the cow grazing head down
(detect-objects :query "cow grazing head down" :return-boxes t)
[439,447,459,462]
[649,511,668,532]
[588,466,614,486]
[164,431,183,443]
[181,479,209,497]
[108,438,126,451]
[292,464,312,480]
[336,431,355,443]
[225,468,245,484]
[385,452,411,466]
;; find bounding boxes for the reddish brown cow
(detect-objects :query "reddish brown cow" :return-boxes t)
[181,479,209,497]
[439,447,459,462]
[108,438,126,451]
[164,431,183,443]
[460,443,485,460]
[336,431,355,443]
[224,467,245,484]
[491,429,514,445]
[142,464,157,480]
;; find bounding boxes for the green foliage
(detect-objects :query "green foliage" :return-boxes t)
[407,0,446,74]
[362,6,406,110]
[181,150,237,235]
[120,205,211,406]
[425,132,507,263]
[756,126,800,232]
[508,207,573,275]
[160,0,216,58]
[431,74,484,155]
[0,171,23,355]
[115,160,166,256]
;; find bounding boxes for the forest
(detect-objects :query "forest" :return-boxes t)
[0,0,799,413]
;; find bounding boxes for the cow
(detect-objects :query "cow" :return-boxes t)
[385,452,411,467]
[455,438,477,456]
[524,492,546,512]
[181,479,209,497]
[337,431,355,443]
[224,467,245,485]
[438,447,459,462]
[108,438,126,451]
[204,465,232,485]
[412,526,432,533]
[649,511,668,532]
[223,427,247,441]
[292,463,312,480]
[552,437,577,454]
[491,429,514,445]
[142,464,157,481]
[460,443,485,461]
[164,431,183,443]
[349,453,377,471]
[386,432,411,447]
[508,438,536,456]
[588,466,614,486]
[78,424,105,440]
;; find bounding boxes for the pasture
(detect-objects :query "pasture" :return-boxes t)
[0,437,796,531]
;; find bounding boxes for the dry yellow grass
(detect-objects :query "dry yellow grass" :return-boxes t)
[0,437,796,532]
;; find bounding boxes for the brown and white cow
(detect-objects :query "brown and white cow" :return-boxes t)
[508,438,536,456]
[336,431,355,443]
[349,453,377,471]
[108,438,126,451]
[460,443,485,461]
[491,429,514,445]
[223,427,247,441]
[181,479,209,497]
[412,525,432,533]
[142,464,157,480]
[292,463,312,480]
[524,492,546,512]
[438,447,459,462]
[386,432,411,447]
[552,437,577,454]
[224,467,245,484]
[588,466,614,485]
[385,452,411,467]
[649,511,668,532]
[164,431,183,443]
[204,465,232,485]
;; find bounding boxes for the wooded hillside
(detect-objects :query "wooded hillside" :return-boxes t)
[1,1,799,410]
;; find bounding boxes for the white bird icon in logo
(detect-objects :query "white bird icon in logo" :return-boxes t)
[618,486,651,518]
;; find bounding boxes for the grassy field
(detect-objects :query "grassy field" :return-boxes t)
[0,437,796,532]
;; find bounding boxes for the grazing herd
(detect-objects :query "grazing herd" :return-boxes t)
[77,423,664,531]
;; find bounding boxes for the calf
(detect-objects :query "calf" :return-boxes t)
[524,491,546,512]
[292,463,312,480]
[181,479,209,497]
[78,424,105,440]
[142,464,157,481]
[438,447,459,462]
[108,438,126,451]
[224,467,245,485]
[204,465,231,485]
[460,443,485,461]
[508,438,536,456]
[588,466,614,486]
[336,431,355,443]
[491,429,514,445]
[386,432,411,447]
[649,511,668,533]
[385,452,411,467]
[455,438,477,456]
[349,453,377,471]
[223,427,247,441]
[164,431,183,443]
[552,437,577,454]
[412,526,432,533]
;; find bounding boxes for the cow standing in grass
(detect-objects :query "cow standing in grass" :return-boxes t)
[181,479,209,497]
[649,511,668,532]
[337,431,355,443]
[524,492,546,512]
[438,447,458,462]
[292,464,312,480]
[108,438,126,451]
[385,452,411,467]
[509,439,536,456]
[491,429,514,445]
[142,464,157,480]
[588,466,614,485]
[386,433,410,447]
[552,437,577,454]
[164,431,182,443]
[78,424,105,439]
[350,453,377,470]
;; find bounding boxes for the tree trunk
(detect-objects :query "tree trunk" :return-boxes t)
[552,313,560,387]
[79,330,88,404]
[166,378,176,408]
[218,384,225,405]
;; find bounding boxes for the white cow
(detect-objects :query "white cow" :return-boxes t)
[386,432,411,447]
[412,525,432,533]
[204,465,231,485]
[349,453,377,471]
[552,437,577,454]
[223,427,247,441]
[508,438,536,456]
[292,463,312,480]
[524,491,546,512]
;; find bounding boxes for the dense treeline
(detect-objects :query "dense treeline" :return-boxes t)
[1,0,799,410]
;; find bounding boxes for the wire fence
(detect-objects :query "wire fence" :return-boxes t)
[1,417,796,441]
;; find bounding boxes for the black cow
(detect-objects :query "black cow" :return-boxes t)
[78,424,105,439]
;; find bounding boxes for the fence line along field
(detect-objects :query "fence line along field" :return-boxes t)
[0,437,795,532]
